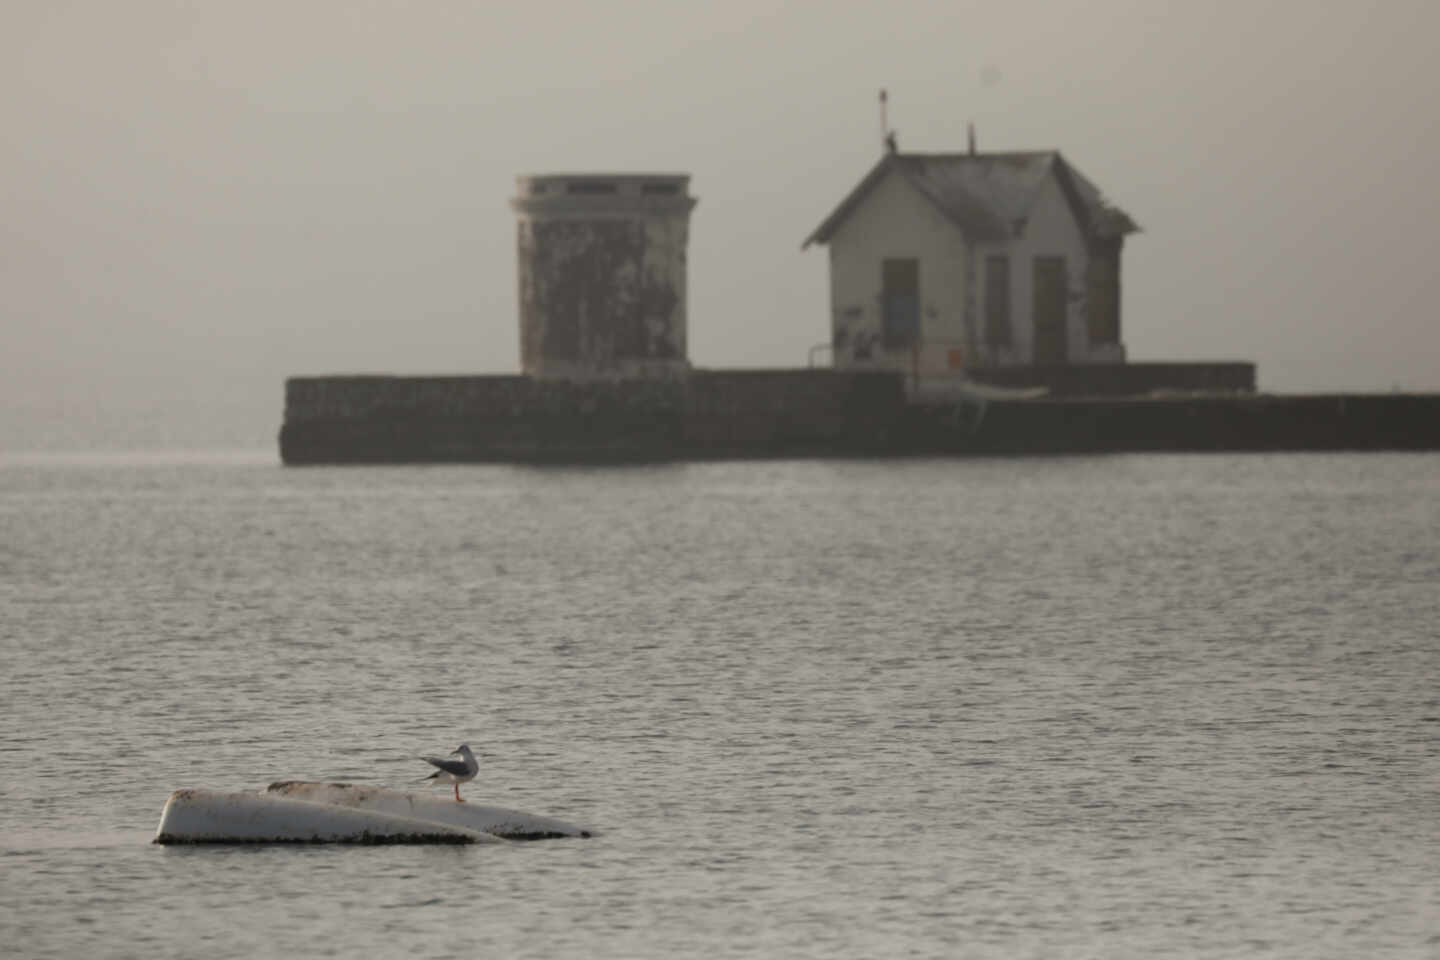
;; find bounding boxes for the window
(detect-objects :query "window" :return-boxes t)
[1032,256,1068,365]
[984,255,1011,347]
[1086,240,1121,344]
[881,258,920,349]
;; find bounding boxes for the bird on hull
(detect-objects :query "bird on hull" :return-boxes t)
[419,743,478,802]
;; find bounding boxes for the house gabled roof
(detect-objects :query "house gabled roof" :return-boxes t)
[802,150,1139,249]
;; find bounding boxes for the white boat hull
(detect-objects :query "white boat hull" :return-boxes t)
[153,789,505,845]
[265,781,594,839]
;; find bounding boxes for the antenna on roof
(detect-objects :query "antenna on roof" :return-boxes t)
[880,89,897,154]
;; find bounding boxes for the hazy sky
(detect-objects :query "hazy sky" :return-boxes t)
[4,0,1438,451]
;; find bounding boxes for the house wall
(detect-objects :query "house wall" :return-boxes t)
[973,172,1125,367]
[826,170,970,375]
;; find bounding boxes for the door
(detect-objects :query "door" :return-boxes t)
[881,258,920,351]
[1032,256,1068,365]
[984,255,1011,347]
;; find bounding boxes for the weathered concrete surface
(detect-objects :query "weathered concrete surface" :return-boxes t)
[266,782,593,840]
[152,789,504,845]
[512,174,696,379]
[278,370,1440,463]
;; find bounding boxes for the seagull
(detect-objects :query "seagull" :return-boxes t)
[419,743,478,802]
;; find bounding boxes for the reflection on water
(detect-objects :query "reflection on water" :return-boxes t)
[2,453,1438,958]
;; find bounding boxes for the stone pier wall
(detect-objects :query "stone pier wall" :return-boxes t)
[280,370,906,463]
[279,370,1440,464]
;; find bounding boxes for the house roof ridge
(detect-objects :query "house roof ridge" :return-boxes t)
[803,147,1135,249]
[897,149,1058,160]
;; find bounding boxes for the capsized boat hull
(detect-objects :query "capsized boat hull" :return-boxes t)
[153,788,504,845]
[265,781,594,839]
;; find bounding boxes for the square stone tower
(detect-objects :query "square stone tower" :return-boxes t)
[511,174,697,379]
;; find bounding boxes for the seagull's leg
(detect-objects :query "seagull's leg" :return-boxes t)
[455,783,462,802]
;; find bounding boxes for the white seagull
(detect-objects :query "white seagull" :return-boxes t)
[419,743,479,802]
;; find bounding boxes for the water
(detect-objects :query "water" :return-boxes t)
[2,452,1438,958]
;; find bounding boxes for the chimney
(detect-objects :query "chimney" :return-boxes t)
[880,90,899,154]
[968,122,976,156]
[879,89,888,152]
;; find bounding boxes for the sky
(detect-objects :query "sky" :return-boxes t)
[4,0,1438,452]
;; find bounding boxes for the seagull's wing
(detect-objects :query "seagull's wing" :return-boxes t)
[420,755,472,777]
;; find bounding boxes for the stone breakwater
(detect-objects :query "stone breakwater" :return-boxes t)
[279,370,901,463]
[279,370,1440,464]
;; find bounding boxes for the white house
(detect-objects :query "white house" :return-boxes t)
[803,146,1139,375]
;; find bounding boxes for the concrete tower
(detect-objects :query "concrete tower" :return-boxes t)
[510,173,697,379]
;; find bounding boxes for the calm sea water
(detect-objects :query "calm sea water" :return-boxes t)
[1,452,1437,958]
